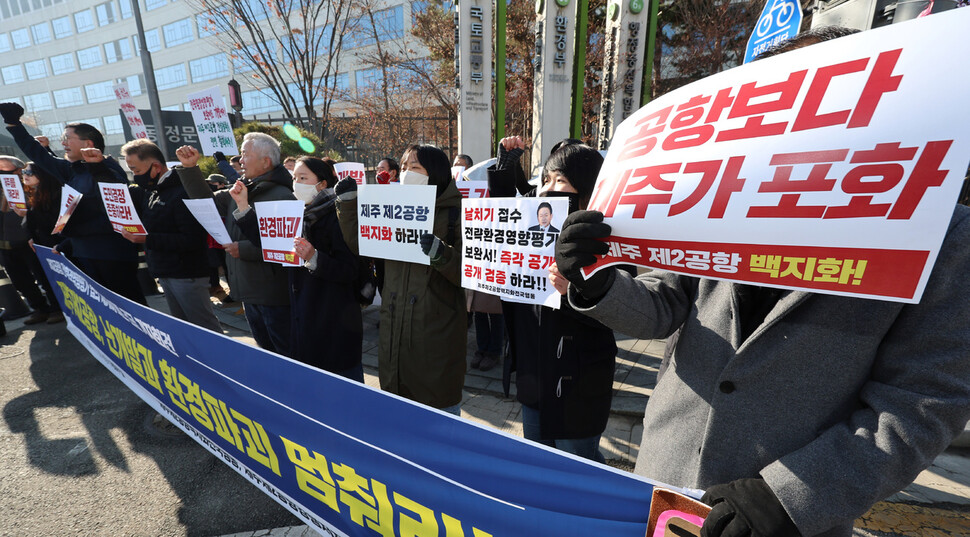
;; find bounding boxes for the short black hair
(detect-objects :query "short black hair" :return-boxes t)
[537,201,553,216]
[230,155,241,164]
[758,26,860,60]
[296,156,338,189]
[380,157,400,174]
[402,144,452,197]
[549,138,582,158]
[455,154,474,168]
[543,144,604,206]
[66,122,105,151]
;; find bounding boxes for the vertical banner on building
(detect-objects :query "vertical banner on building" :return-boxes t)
[531,0,577,177]
[456,0,493,165]
[186,86,239,156]
[113,82,149,140]
[597,0,651,149]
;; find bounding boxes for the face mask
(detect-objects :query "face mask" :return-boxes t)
[539,189,581,214]
[293,182,319,205]
[133,168,158,189]
[400,170,429,186]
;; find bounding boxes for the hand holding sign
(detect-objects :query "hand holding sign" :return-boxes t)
[555,210,613,301]
[294,237,315,262]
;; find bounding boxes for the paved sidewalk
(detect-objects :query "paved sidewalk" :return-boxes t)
[157,295,970,535]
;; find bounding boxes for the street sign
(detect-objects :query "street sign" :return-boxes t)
[744,0,802,64]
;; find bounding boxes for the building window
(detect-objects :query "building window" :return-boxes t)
[189,53,228,83]
[196,14,216,37]
[24,93,53,112]
[11,28,30,49]
[241,90,282,114]
[75,118,103,131]
[74,10,96,33]
[120,0,133,18]
[154,63,187,91]
[126,74,145,95]
[355,67,383,93]
[104,38,132,63]
[40,123,64,138]
[145,0,167,10]
[1,65,25,84]
[24,60,47,80]
[50,53,75,75]
[0,34,10,53]
[30,22,52,44]
[373,5,404,40]
[96,2,116,26]
[52,16,73,39]
[162,18,193,47]
[103,115,125,135]
[133,29,162,54]
[77,46,103,70]
[334,72,350,91]
[85,81,115,103]
[53,87,85,108]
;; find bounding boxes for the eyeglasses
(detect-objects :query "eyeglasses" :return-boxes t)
[22,169,34,176]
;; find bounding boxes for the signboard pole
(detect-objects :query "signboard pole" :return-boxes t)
[130,0,169,159]
[495,0,508,143]
[597,0,652,149]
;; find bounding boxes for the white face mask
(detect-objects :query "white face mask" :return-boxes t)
[399,170,429,186]
[293,182,319,205]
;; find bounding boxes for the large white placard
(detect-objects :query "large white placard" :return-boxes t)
[53,185,82,234]
[113,82,149,140]
[457,180,490,199]
[461,197,567,308]
[358,184,436,265]
[586,11,970,303]
[98,183,146,235]
[253,200,304,266]
[186,87,238,156]
[183,198,232,245]
[334,162,366,185]
[1,174,26,211]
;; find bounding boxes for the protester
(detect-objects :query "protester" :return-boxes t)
[550,27,970,537]
[453,154,473,169]
[282,156,297,174]
[374,157,399,184]
[176,135,295,356]
[0,156,62,324]
[203,175,231,301]
[111,139,221,332]
[206,174,228,192]
[18,161,65,323]
[213,151,240,183]
[335,144,466,413]
[489,141,618,462]
[230,157,364,381]
[0,104,145,305]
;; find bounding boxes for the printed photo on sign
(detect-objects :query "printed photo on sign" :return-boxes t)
[585,10,970,303]
[1,174,27,211]
[461,197,567,308]
[358,184,436,265]
[98,182,146,235]
[254,200,304,266]
[186,86,239,156]
[53,185,82,234]
[334,162,366,185]
[457,180,490,199]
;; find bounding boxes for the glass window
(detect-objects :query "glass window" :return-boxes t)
[0,34,10,53]
[40,123,64,138]
[241,90,282,114]
[74,10,96,33]
[162,18,193,47]
[84,81,115,103]
[104,38,132,63]
[373,5,404,40]
[161,105,181,111]
[145,0,167,10]
[96,2,116,26]
[50,53,75,75]
[75,118,103,131]
[154,63,187,91]
[120,0,133,18]
[133,29,161,54]
[355,67,383,93]
[189,53,228,83]
[11,28,30,49]
[126,74,145,95]
[103,115,124,135]
[30,22,52,44]
[24,60,47,80]
[53,87,84,107]
[77,46,103,69]
[24,93,53,112]
[196,14,216,37]
[52,16,73,39]
[334,72,349,91]
[1,65,25,84]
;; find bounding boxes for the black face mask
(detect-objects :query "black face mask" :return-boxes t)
[133,167,159,189]
[538,189,582,214]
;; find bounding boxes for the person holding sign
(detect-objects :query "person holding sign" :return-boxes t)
[19,162,66,324]
[335,144,466,414]
[551,28,970,537]
[230,157,364,381]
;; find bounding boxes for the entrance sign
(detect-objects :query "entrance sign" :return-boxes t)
[531,0,576,176]
[456,0,493,164]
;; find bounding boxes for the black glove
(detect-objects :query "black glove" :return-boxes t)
[497,144,524,171]
[555,210,614,301]
[420,233,444,263]
[0,102,24,125]
[213,151,227,163]
[701,478,800,537]
[334,177,358,201]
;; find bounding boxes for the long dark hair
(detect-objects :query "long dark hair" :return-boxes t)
[24,162,60,212]
[402,144,452,197]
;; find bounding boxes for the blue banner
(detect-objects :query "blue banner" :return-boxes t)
[35,246,668,536]
[744,0,803,64]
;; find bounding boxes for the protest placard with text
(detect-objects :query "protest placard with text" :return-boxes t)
[254,200,304,266]
[462,197,566,308]
[113,82,148,140]
[98,183,145,235]
[334,162,366,185]
[585,11,970,303]
[458,180,490,199]
[53,185,82,234]
[358,184,436,265]
[1,174,26,211]
[186,87,238,156]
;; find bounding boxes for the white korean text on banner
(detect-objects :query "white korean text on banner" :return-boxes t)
[53,185,82,234]
[98,182,146,235]
[183,198,232,245]
[186,86,238,156]
[1,174,27,211]
[358,184,436,265]
[462,197,566,308]
[334,162,366,185]
[34,245,688,537]
[585,11,970,303]
[457,180,490,199]
[113,82,149,140]
[254,200,304,266]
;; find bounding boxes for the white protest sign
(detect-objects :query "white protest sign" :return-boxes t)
[586,11,970,303]
[461,198,566,308]
[183,198,232,244]
[0,174,27,211]
[451,166,466,181]
[98,183,146,235]
[457,180,490,199]
[53,185,82,234]
[254,200,304,266]
[113,82,149,140]
[334,162,366,185]
[186,86,238,156]
[358,184,436,265]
